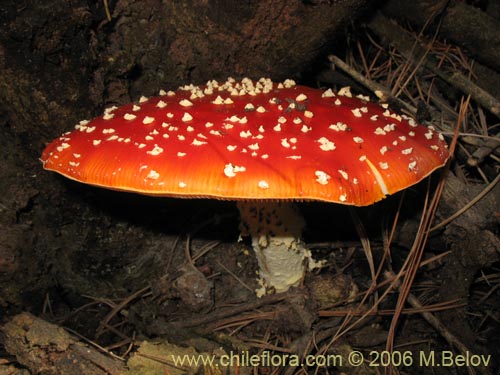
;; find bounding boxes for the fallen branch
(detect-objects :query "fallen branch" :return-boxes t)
[382,0,500,72]
[1,313,127,375]
[369,12,500,119]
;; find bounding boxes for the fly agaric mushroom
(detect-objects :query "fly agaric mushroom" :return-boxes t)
[41,77,449,295]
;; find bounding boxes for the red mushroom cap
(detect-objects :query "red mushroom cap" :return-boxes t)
[41,78,449,206]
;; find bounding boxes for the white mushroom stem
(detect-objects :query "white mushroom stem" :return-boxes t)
[237,201,315,295]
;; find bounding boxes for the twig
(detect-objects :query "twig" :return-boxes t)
[329,55,417,115]
[467,137,500,167]
[329,55,391,102]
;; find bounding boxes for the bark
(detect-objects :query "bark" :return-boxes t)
[1,313,126,375]
[368,12,500,119]
[1,0,370,142]
[382,0,500,72]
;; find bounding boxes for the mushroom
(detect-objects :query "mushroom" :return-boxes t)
[41,77,449,295]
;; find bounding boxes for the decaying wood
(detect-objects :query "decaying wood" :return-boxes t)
[0,361,31,375]
[1,313,127,375]
[368,12,500,119]
[0,0,369,144]
[382,0,500,73]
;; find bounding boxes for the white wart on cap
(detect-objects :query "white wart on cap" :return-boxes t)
[41,77,449,206]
